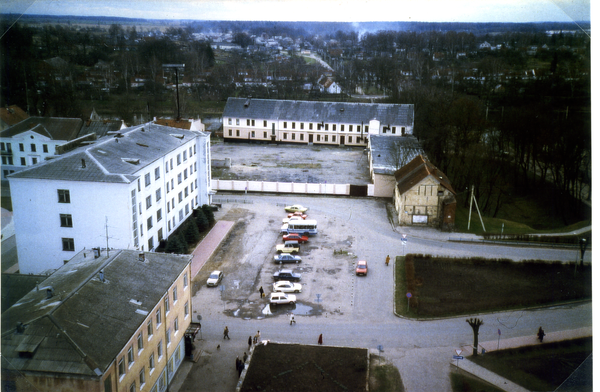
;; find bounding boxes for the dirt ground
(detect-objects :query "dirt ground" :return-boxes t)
[240,343,369,392]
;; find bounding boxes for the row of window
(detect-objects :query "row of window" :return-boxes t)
[139,144,197,190]
[117,275,189,391]
[227,118,374,133]
[227,129,367,144]
[0,142,49,153]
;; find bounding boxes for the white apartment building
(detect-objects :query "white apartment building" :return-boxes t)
[0,117,83,180]
[222,97,414,146]
[8,123,211,274]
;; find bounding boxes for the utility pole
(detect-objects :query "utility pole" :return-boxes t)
[162,64,185,120]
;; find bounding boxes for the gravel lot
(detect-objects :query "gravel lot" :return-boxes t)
[210,140,372,185]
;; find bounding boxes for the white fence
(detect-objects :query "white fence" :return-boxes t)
[211,179,374,196]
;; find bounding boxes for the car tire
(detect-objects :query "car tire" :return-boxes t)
[304,232,309,236]
[290,302,295,305]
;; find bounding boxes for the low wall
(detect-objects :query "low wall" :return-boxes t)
[211,179,364,196]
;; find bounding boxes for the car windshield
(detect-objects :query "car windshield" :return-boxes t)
[358,263,366,268]
[209,273,219,279]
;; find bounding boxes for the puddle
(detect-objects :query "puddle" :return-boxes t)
[291,302,318,316]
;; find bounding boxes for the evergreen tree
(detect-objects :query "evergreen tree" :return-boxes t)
[201,204,215,225]
[196,209,209,232]
[184,221,200,245]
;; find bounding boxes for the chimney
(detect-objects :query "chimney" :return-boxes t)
[81,159,86,168]
[138,253,145,262]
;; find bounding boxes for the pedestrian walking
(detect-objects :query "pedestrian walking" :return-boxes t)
[259,286,264,298]
[243,352,248,363]
[253,330,261,344]
[236,356,243,377]
[318,333,323,345]
[385,255,390,266]
[223,326,230,340]
[537,327,545,342]
[289,313,296,325]
[248,336,252,349]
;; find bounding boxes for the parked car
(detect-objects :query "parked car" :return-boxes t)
[207,270,223,286]
[269,292,297,305]
[273,269,302,282]
[276,241,300,253]
[356,260,368,276]
[284,204,308,213]
[272,280,302,293]
[274,254,302,264]
[282,216,304,223]
[282,233,309,243]
[287,211,307,219]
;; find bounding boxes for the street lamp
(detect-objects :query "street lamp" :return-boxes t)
[579,237,588,267]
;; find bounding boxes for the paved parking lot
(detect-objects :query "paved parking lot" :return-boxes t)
[210,141,372,185]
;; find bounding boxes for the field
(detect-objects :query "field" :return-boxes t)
[395,255,591,318]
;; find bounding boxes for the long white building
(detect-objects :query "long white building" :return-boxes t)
[8,123,212,274]
[222,98,414,146]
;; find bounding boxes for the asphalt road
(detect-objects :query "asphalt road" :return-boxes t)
[183,194,592,392]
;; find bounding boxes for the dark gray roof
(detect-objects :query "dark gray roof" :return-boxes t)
[0,117,83,140]
[8,123,206,184]
[370,135,424,175]
[1,250,192,377]
[77,119,123,138]
[223,98,414,126]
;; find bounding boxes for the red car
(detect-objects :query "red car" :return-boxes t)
[282,233,309,243]
[356,260,368,276]
[287,211,307,219]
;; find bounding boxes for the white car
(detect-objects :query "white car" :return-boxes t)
[206,270,223,287]
[282,216,304,224]
[272,280,302,293]
[269,292,297,305]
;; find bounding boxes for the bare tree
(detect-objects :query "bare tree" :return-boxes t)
[466,318,484,356]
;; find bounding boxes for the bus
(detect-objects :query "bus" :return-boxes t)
[284,219,318,236]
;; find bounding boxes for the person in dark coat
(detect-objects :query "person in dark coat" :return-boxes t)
[259,286,264,298]
[537,327,545,342]
[248,336,252,349]
[236,356,243,377]
[223,326,230,339]
[318,334,323,345]
[243,352,248,363]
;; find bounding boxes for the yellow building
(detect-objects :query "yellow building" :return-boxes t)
[393,155,456,230]
[1,249,193,392]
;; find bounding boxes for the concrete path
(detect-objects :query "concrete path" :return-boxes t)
[190,220,235,278]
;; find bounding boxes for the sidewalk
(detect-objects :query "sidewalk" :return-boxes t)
[190,220,235,278]
[455,327,592,392]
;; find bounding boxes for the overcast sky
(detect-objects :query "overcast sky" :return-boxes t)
[2,0,591,23]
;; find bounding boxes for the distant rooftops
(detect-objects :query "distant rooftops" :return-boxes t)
[0,105,29,130]
[1,116,83,141]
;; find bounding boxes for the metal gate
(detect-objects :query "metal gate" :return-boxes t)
[349,185,368,197]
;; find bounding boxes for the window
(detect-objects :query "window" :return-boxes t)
[349,125,353,131]
[263,120,267,127]
[30,144,36,152]
[147,217,153,230]
[183,151,187,161]
[263,132,267,138]
[283,121,287,128]
[20,157,26,166]
[62,238,75,251]
[401,127,406,135]
[365,126,369,132]
[309,123,313,130]
[156,308,161,326]
[165,162,169,173]
[58,189,70,203]
[60,214,73,227]
[184,272,188,288]
[137,333,143,352]
[177,173,182,184]
[139,368,145,387]
[166,329,171,345]
[185,204,189,215]
[129,382,135,392]
[292,122,295,129]
[127,346,134,365]
[170,158,173,170]
[138,179,141,192]
[18,143,24,152]
[291,133,296,140]
[43,144,48,153]
[300,123,304,130]
[147,320,153,337]
[341,125,344,131]
[31,157,36,165]
[177,154,181,165]
[157,340,163,358]
[332,136,336,142]
[184,301,189,317]
[156,188,162,202]
[104,376,112,392]
[149,353,155,370]
[283,133,287,140]
[146,196,152,209]
[166,182,170,193]
[357,126,361,132]
[184,187,188,197]
[332,124,336,131]
[184,169,188,180]
[174,316,179,332]
[228,118,232,125]
[145,173,151,187]
[246,119,250,126]
[317,135,320,142]
[228,129,232,136]
[349,136,353,143]
[392,126,396,134]
[173,287,177,303]
[167,203,170,213]
[164,295,170,313]
[251,119,255,126]
[158,228,163,241]
[236,119,240,125]
[157,209,162,222]
[300,134,304,141]
[155,167,160,180]
[251,131,255,137]
[118,357,125,377]
[236,130,240,137]
[324,135,328,142]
